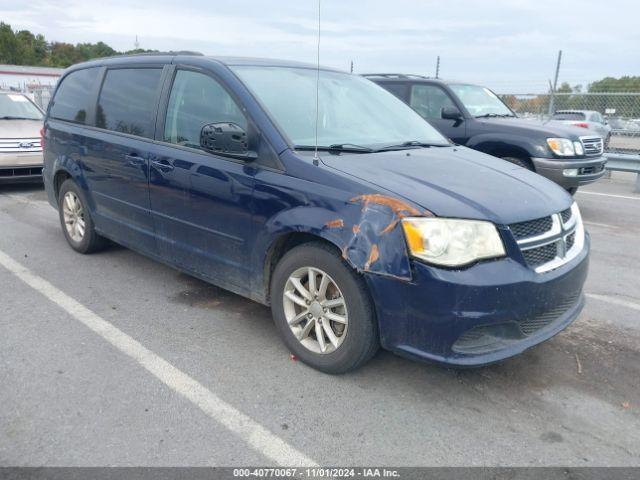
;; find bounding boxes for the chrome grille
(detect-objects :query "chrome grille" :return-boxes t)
[0,137,42,153]
[509,216,552,240]
[510,204,584,274]
[580,136,603,156]
[522,242,558,268]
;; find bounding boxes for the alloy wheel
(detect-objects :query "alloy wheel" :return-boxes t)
[62,191,86,243]
[282,266,348,354]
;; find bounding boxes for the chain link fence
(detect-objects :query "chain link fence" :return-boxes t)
[28,86,54,110]
[500,93,640,154]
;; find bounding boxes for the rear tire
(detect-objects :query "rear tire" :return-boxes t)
[58,179,107,254]
[501,156,533,170]
[270,242,379,374]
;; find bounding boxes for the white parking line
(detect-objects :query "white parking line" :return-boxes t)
[578,191,640,201]
[586,293,640,312]
[0,249,317,467]
[584,221,618,229]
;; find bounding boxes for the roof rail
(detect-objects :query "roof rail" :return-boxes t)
[361,73,432,80]
[126,51,204,57]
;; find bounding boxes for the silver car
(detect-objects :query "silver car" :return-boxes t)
[551,110,612,147]
[0,91,44,183]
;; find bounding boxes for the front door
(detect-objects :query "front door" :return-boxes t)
[148,68,254,289]
[409,83,467,143]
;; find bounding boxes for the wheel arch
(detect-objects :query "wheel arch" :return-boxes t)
[262,231,345,305]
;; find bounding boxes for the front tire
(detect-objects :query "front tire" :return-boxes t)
[270,242,379,374]
[58,179,107,254]
[501,156,533,170]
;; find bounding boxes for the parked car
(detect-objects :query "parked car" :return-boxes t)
[0,91,44,183]
[42,55,589,373]
[365,74,606,194]
[550,110,612,147]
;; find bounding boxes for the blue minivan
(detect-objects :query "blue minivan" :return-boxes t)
[42,54,589,373]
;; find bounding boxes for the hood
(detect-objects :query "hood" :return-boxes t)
[0,119,43,139]
[321,146,572,225]
[479,116,592,140]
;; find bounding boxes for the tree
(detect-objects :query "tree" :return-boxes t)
[0,22,158,68]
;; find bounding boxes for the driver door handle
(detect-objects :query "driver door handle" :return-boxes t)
[124,153,145,167]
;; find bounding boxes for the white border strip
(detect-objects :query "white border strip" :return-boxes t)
[586,293,640,312]
[577,191,640,201]
[0,249,317,467]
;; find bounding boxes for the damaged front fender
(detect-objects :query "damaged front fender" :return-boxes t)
[261,193,432,284]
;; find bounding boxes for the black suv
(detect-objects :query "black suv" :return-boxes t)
[365,74,607,194]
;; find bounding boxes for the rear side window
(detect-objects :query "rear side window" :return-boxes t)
[380,83,409,101]
[96,68,163,139]
[50,67,100,124]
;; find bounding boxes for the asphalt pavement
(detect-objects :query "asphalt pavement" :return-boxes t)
[1,173,639,467]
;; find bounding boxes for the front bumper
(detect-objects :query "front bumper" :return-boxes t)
[366,234,589,366]
[0,152,44,184]
[532,156,606,188]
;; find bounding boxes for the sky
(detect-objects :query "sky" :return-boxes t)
[1,0,639,93]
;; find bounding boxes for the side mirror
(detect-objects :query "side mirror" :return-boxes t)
[441,107,463,121]
[200,122,254,159]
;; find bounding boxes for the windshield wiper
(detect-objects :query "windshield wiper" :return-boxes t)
[295,144,375,153]
[377,141,448,151]
[475,113,515,118]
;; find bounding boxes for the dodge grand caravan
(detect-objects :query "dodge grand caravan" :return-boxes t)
[42,54,589,373]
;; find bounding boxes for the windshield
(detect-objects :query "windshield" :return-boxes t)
[0,93,43,120]
[449,84,513,117]
[231,66,448,149]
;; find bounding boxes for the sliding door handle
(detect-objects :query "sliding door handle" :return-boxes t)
[151,158,174,172]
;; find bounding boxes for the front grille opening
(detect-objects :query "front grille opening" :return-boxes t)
[566,232,576,251]
[519,293,580,336]
[509,216,552,239]
[0,166,43,177]
[523,242,558,268]
[560,208,572,224]
[578,164,604,175]
[452,293,581,354]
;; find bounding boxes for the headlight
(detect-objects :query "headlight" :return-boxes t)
[547,138,575,156]
[573,141,584,155]
[401,218,506,267]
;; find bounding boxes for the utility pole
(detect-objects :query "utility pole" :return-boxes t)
[435,56,440,79]
[134,35,140,50]
[350,60,353,74]
[548,50,562,116]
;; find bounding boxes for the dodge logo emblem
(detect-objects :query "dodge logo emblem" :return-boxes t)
[19,142,34,149]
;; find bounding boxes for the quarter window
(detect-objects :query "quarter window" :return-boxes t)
[410,84,456,119]
[50,67,100,124]
[96,68,163,139]
[164,70,247,150]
